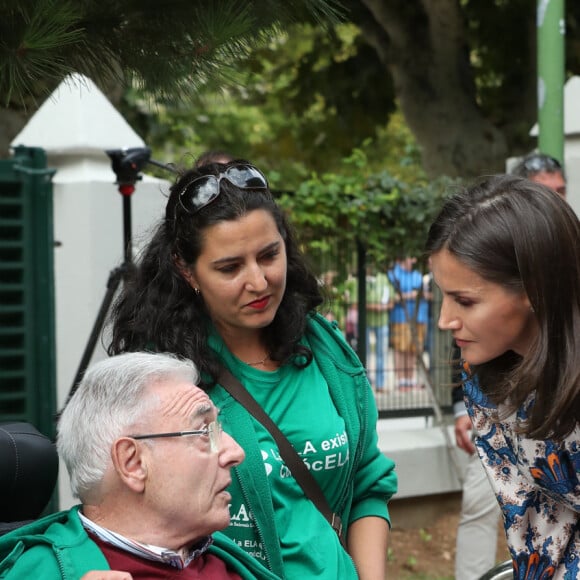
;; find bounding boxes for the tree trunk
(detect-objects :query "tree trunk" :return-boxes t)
[358,0,509,177]
[0,109,31,158]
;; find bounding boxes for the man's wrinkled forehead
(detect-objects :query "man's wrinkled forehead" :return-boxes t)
[151,380,215,420]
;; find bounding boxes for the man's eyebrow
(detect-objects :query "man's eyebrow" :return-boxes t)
[191,401,218,421]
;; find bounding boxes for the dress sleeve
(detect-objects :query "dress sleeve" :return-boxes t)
[465,374,580,577]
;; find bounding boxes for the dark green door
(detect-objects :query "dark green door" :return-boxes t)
[0,145,57,440]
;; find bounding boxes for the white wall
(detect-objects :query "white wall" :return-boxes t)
[378,418,467,499]
[51,158,169,509]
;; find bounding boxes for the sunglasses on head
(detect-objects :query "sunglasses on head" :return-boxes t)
[178,164,269,214]
[522,154,562,173]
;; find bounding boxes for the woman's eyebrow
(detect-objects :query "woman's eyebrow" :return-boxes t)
[259,241,280,253]
[210,241,280,266]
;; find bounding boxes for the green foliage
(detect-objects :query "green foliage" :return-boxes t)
[120,22,400,182]
[242,22,395,162]
[278,147,462,269]
[117,20,457,286]
[0,0,342,106]
[453,0,579,151]
[0,0,85,105]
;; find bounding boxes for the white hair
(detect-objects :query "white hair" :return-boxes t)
[57,352,199,501]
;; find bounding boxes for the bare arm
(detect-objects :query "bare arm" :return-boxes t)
[347,516,389,580]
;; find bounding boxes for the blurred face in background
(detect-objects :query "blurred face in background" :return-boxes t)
[530,171,566,198]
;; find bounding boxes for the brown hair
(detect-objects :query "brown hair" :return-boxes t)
[426,174,580,440]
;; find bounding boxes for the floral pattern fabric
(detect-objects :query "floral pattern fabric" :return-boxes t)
[463,371,580,579]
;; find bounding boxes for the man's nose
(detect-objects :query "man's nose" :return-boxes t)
[220,431,245,467]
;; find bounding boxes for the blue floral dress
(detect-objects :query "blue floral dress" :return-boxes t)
[463,370,580,579]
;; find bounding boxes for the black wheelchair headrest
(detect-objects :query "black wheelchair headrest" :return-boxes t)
[0,422,59,523]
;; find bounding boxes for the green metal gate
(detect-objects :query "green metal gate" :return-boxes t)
[0,145,57,440]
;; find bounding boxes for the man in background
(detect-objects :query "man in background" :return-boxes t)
[512,150,567,198]
[388,257,428,391]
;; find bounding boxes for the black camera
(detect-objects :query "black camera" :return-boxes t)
[106,147,152,187]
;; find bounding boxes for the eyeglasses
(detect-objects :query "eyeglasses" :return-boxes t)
[178,164,269,214]
[522,154,562,173]
[128,419,223,452]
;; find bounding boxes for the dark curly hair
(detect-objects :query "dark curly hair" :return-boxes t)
[107,160,323,387]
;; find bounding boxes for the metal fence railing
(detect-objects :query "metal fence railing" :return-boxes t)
[309,239,455,419]
[328,292,454,419]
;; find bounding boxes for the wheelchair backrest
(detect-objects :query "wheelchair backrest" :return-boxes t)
[0,422,58,535]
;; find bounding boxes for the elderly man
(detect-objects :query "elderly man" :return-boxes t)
[0,352,279,579]
[512,150,567,198]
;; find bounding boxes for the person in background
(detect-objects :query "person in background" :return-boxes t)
[512,150,566,198]
[452,158,570,580]
[364,270,394,391]
[0,352,279,579]
[421,269,435,367]
[428,174,580,578]
[344,274,359,350]
[107,160,398,580]
[344,268,393,390]
[388,257,428,391]
[319,269,347,328]
[195,150,236,168]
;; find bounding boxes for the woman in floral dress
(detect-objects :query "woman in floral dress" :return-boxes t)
[427,174,580,579]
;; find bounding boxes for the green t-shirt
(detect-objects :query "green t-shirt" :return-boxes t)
[345,273,393,327]
[215,340,358,579]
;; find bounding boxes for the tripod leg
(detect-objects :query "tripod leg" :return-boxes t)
[63,181,135,413]
[64,266,126,407]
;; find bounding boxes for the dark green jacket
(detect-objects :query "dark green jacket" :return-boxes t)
[0,506,280,579]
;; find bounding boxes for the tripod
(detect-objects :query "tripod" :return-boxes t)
[65,148,177,406]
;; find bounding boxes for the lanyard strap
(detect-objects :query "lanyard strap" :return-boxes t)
[218,367,344,544]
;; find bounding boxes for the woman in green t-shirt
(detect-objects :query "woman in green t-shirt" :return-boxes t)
[108,160,398,580]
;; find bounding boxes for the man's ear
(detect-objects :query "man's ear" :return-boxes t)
[174,257,198,289]
[111,438,147,493]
